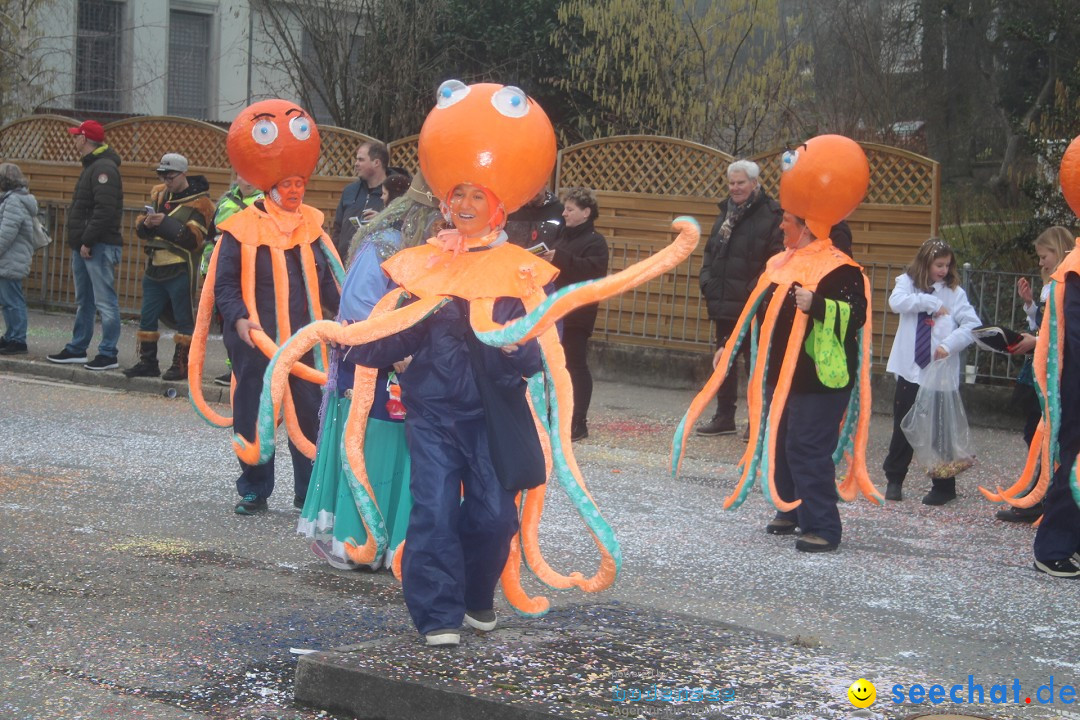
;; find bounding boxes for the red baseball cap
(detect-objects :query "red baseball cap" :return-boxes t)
[67,120,105,143]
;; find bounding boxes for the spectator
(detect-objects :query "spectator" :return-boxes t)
[882,238,980,505]
[697,159,783,436]
[124,153,215,381]
[505,188,563,249]
[541,188,609,440]
[47,120,124,371]
[0,163,39,355]
[332,141,388,257]
[381,171,411,207]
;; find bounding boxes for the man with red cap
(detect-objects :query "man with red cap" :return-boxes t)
[47,120,125,370]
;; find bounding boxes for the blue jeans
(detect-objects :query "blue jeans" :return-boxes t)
[68,245,122,358]
[0,278,28,343]
[139,270,194,334]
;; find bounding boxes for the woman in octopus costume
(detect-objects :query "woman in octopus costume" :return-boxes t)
[673,135,882,553]
[248,81,701,632]
[187,100,343,513]
[982,135,1080,578]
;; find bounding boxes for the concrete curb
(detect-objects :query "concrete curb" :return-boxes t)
[0,355,231,404]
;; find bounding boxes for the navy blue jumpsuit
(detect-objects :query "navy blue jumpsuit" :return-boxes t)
[349,296,542,634]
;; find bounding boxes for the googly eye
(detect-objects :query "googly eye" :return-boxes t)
[252,118,278,146]
[435,80,470,109]
[781,150,799,172]
[491,86,529,118]
[288,115,312,141]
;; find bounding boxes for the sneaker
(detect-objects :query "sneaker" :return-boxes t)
[464,609,497,632]
[293,495,305,510]
[234,493,268,515]
[310,540,358,571]
[214,372,232,386]
[1033,557,1080,579]
[84,354,119,371]
[0,341,28,355]
[425,629,461,647]
[47,348,88,364]
[885,482,903,501]
[570,422,589,442]
[995,503,1043,522]
[696,416,736,436]
[795,533,839,553]
[765,515,797,536]
[0,337,6,349]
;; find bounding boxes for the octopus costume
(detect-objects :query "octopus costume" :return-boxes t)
[981,136,1080,567]
[300,180,443,570]
[248,81,700,626]
[187,100,344,507]
[673,136,882,546]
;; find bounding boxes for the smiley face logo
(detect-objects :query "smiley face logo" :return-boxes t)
[847,678,876,708]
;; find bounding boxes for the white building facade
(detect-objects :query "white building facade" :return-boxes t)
[36,0,299,123]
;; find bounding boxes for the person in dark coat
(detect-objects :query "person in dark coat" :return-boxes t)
[0,163,39,355]
[505,189,563,249]
[541,187,608,440]
[47,120,124,370]
[331,141,389,257]
[697,159,783,435]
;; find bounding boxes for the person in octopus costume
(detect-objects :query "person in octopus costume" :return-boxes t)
[187,99,343,514]
[673,135,882,553]
[246,81,701,643]
[981,135,1080,578]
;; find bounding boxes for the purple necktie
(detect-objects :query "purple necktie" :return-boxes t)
[914,311,932,368]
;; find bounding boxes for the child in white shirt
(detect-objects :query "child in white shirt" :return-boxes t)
[883,238,981,505]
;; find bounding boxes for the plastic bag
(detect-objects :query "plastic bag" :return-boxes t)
[901,356,976,478]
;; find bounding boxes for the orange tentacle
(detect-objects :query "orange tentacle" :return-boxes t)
[188,242,232,427]
[342,363,381,565]
[298,241,330,371]
[282,387,316,460]
[981,422,1043,502]
[761,300,807,514]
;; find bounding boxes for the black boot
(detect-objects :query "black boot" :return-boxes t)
[696,413,736,436]
[161,333,191,381]
[123,331,160,378]
[922,477,957,506]
[885,479,903,501]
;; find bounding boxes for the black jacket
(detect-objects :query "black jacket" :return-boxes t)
[550,219,609,331]
[332,178,384,257]
[699,191,783,321]
[505,191,563,248]
[66,145,124,250]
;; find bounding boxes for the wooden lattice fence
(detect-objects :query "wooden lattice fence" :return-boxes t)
[556,135,940,353]
[1,115,939,360]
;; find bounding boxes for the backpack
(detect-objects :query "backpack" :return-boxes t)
[31,214,52,250]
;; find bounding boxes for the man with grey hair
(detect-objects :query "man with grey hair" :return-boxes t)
[697,159,783,436]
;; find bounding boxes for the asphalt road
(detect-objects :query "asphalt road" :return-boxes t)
[1,370,1078,720]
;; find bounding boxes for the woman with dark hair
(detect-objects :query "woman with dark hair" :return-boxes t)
[0,163,39,355]
[542,187,608,440]
[380,172,412,207]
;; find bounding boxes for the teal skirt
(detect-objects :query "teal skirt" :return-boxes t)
[298,393,412,568]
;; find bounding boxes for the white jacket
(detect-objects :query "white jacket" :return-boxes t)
[885,273,981,385]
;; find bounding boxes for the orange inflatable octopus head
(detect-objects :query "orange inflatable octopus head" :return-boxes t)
[779,134,869,242]
[418,81,557,216]
[227,99,321,192]
[1059,135,1080,217]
